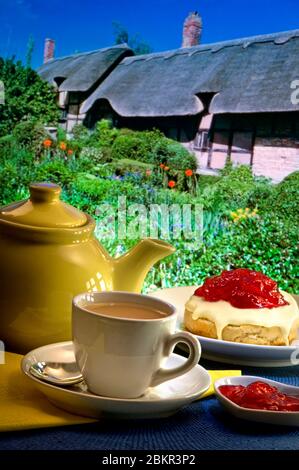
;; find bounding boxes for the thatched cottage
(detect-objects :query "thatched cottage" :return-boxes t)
[38,13,299,182]
[38,43,133,132]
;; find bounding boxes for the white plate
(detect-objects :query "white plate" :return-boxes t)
[150,286,299,367]
[214,375,299,426]
[21,341,211,420]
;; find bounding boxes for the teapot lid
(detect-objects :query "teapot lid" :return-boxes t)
[0,182,88,228]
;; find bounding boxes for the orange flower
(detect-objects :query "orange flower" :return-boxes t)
[185,169,193,177]
[59,142,67,151]
[168,180,176,188]
[43,139,52,148]
[159,163,165,169]
[164,166,170,171]
[145,169,151,176]
[67,149,74,155]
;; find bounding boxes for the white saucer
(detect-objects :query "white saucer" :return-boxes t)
[150,286,299,368]
[21,341,211,420]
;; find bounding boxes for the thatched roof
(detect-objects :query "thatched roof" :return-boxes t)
[38,44,133,93]
[81,30,299,116]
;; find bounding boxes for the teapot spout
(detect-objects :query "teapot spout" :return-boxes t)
[112,238,175,293]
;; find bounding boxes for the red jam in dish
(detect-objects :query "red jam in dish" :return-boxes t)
[194,268,288,309]
[219,381,299,412]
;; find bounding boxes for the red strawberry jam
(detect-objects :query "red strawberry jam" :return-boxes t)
[219,381,299,412]
[194,268,288,309]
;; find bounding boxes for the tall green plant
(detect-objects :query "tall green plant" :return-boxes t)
[0,57,59,136]
[112,22,152,55]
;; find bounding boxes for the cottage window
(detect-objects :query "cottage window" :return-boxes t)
[194,130,210,150]
[60,109,67,120]
[67,93,81,116]
[68,93,80,105]
[231,132,253,153]
[208,131,230,169]
[231,131,253,166]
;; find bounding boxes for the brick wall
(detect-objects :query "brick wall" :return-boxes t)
[252,137,299,182]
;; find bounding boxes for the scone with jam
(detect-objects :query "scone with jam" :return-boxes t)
[184,269,299,346]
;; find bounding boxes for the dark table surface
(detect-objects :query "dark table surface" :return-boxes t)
[1,356,299,451]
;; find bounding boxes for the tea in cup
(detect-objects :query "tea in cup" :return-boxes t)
[72,291,201,398]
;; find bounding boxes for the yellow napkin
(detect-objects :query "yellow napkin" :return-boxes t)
[0,352,241,432]
[0,352,95,432]
[201,370,242,399]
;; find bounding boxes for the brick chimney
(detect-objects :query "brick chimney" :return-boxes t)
[43,38,55,63]
[182,11,202,48]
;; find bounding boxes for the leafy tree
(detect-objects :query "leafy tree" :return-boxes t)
[113,22,129,45]
[0,57,59,136]
[112,22,152,55]
[26,35,35,69]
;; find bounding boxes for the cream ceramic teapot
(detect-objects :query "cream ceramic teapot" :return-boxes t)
[0,183,175,353]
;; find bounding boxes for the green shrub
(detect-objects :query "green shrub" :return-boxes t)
[9,144,34,173]
[0,57,59,136]
[72,124,90,141]
[197,164,257,212]
[247,180,274,210]
[70,174,147,207]
[69,123,196,175]
[119,128,136,136]
[111,133,144,161]
[258,171,299,220]
[59,120,119,153]
[67,171,194,213]
[70,124,91,152]
[110,158,153,174]
[219,160,233,176]
[79,147,105,166]
[88,119,119,149]
[151,187,193,206]
[197,175,220,188]
[0,135,15,163]
[12,120,48,155]
[0,140,34,203]
[111,128,196,170]
[90,164,115,178]
[197,215,299,292]
[221,162,254,182]
[0,162,22,204]
[33,158,74,185]
[155,139,197,170]
[127,129,165,164]
[70,146,110,174]
[142,213,299,294]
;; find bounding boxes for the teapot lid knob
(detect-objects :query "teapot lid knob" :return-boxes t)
[29,183,61,203]
[0,181,88,228]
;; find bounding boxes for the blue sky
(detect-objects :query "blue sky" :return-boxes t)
[1,0,299,68]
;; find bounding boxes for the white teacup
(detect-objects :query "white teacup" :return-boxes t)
[72,291,201,398]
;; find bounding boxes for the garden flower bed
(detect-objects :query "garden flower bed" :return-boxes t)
[0,119,298,293]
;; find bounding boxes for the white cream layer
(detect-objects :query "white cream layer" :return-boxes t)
[185,291,299,345]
